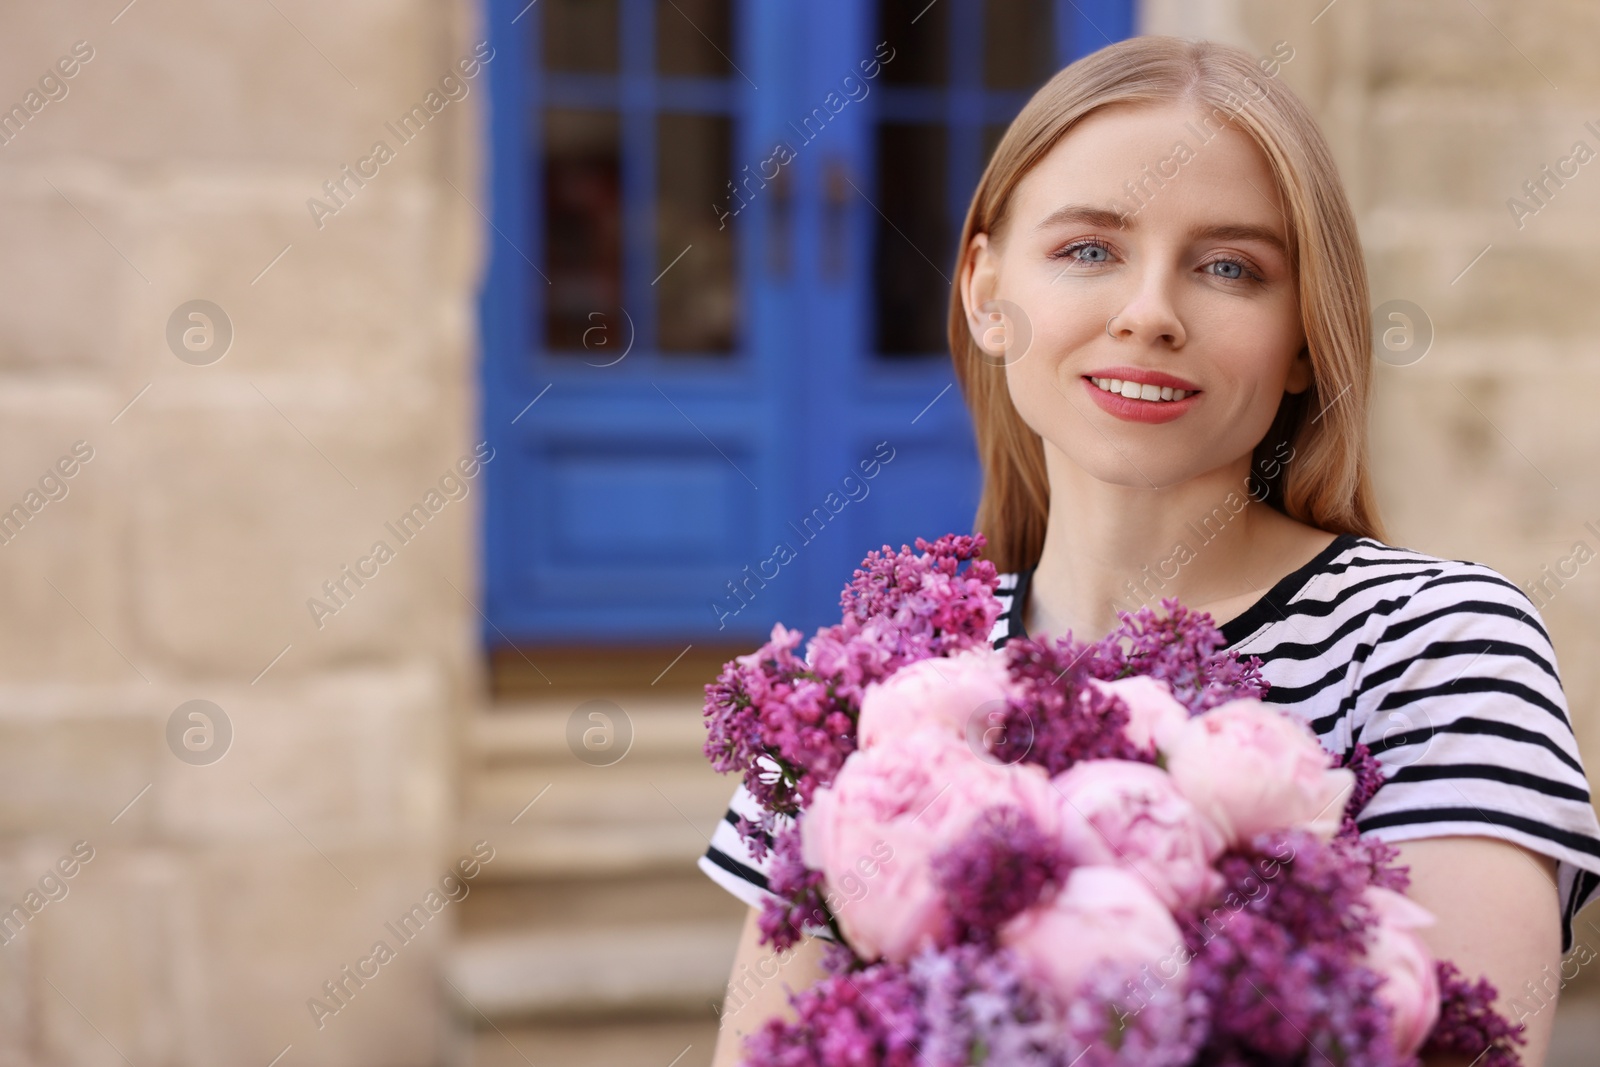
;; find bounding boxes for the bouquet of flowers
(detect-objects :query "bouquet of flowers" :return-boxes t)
[702,534,1527,1067]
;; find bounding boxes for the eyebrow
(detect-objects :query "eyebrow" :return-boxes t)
[1030,203,1288,257]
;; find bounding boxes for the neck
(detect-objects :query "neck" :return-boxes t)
[1025,441,1291,642]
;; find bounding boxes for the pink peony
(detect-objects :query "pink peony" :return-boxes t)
[1049,759,1226,911]
[999,865,1187,1009]
[1361,886,1441,1057]
[1163,699,1355,847]
[1087,675,1192,753]
[801,730,1060,963]
[856,645,1017,752]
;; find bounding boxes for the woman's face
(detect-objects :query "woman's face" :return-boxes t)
[962,101,1311,490]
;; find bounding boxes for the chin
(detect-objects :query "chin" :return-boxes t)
[1056,442,1201,491]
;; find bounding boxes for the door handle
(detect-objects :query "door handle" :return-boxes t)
[823,157,850,281]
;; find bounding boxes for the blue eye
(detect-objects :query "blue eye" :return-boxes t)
[1202,257,1263,283]
[1050,238,1112,263]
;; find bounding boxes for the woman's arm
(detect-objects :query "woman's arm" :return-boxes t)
[1391,835,1562,1067]
[709,906,831,1067]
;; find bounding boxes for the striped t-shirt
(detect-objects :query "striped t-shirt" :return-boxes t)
[698,534,1600,953]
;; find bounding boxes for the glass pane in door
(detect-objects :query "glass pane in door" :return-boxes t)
[656,112,738,353]
[542,0,620,73]
[542,107,622,351]
[873,122,949,356]
[983,0,1054,89]
[656,0,734,77]
[879,0,950,85]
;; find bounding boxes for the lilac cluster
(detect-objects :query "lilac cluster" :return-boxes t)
[746,942,1205,1067]
[1420,959,1528,1067]
[996,637,1157,776]
[837,534,1001,652]
[913,943,1073,1066]
[1077,596,1271,713]
[1184,828,1415,1065]
[702,534,999,818]
[739,953,926,1067]
[983,595,1275,778]
[1332,742,1414,894]
[756,822,837,954]
[930,805,1070,948]
[1186,912,1407,1066]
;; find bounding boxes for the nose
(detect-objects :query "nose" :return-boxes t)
[1107,275,1186,348]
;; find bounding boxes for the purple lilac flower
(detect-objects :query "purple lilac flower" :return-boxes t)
[740,955,927,1067]
[703,534,1002,826]
[1334,740,1391,831]
[912,943,1206,1067]
[1420,959,1527,1067]
[1185,908,1413,1066]
[1063,955,1209,1067]
[1210,829,1379,946]
[840,534,1000,648]
[757,822,839,953]
[931,804,1072,948]
[1080,596,1270,713]
[1182,828,1424,1066]
[995,635,1154,777]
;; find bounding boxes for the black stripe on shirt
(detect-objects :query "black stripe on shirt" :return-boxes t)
[701,843,772,892]
[1357,805,1600,860]
[1375,676,1569,731]
[1366,717,1585,778]
[1384,761,1592,804]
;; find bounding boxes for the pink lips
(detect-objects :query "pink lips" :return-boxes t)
[1081,374,1200,424]
[1084,365,1201,392]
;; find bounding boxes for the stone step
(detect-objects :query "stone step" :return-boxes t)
[454,1015,719,1067]
[471,697,709,766]
[445,918,741,1023]
[466,762,733,826]
[460,819,712,880]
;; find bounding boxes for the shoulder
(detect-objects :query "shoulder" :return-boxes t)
[1315,535,1535,608]
[1336,537,1555,670]
[1297,535,1552,657]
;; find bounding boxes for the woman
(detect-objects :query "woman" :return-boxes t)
[702,35,1600,1067]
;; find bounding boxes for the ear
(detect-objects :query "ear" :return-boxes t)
[960,232,1003,356]
[1285,344,1313,395]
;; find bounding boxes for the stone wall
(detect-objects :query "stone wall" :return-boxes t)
[0,2,483,1064]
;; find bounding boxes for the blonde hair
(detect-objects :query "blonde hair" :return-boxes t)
[949,35,1386,574]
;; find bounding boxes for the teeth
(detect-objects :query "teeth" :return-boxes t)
[1089,376,1191,402]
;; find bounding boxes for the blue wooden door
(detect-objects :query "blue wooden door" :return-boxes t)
[478,0,1133,647]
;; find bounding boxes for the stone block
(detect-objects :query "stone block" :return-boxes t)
[1368,0,1600,93]
[20,846,183,1067]
[0,0,471,169]
[153,664,452,847]
[0,384,136,684]
[0,181,135,372]
[1366,240,1600,339]
[126,390,477,674]
[0,695,161,837]
[182,843,451,1067]
[123,180,454,387]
